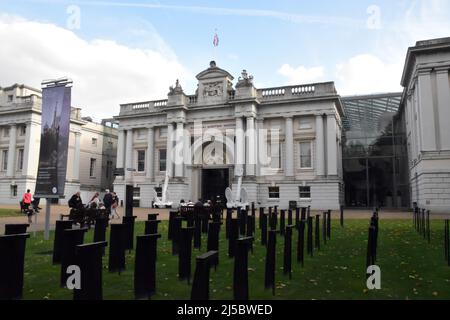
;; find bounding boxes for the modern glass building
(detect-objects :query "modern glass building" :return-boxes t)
[341,93,410,209]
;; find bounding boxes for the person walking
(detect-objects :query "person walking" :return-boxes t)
[110,192,120,219]
[22,189,32,209]
[103,189,113,215]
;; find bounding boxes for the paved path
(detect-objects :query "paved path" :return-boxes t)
[0,204,448,234]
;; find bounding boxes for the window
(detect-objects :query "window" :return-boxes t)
[133,187,141,207]
[4,128,10,138]
[106,160,113,178]
[89,158,96,177]
[154,187,162,198]
[159,149,167,171]
[2,150,8,171]
[268,143,281,169]
[137,150,145,172]
[159,127,167,138]
[11,185,17,197]
[17,149,24,171]
[300,141,312,169]
[91,138,98,146]
[268,186,280,199]
[137,129,145,140]
[7,95,13,102]
[299,186,311,199]
[20,126,26,136]
[299,118,312,129]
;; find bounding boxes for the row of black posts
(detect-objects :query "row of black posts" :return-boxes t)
[413,207,431,243]
[366,211,379,268]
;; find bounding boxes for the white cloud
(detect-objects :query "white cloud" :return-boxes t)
[0,13,189,120]
[278,64,325,85]
[335,54,403,95]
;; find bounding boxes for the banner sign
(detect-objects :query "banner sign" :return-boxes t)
[35,84,71,198]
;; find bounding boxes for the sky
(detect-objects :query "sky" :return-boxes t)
[1,0,450,120]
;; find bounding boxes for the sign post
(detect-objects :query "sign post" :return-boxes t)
[35,78,73,240]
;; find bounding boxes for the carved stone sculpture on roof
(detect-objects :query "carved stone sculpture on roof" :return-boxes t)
[168,79,184,95]
[236,69,254,88]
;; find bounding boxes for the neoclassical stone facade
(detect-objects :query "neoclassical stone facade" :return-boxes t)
[114,62,344,210]
[400,37,450,213]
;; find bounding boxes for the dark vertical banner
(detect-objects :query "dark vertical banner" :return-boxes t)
[35,84,71,198]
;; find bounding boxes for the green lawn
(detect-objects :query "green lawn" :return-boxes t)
[21,219,450,300]
[0,208,23,217]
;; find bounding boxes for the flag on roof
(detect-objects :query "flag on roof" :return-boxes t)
[213,31,219,47]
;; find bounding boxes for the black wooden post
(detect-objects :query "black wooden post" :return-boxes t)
[315,215,320,250]
[426,210,431,243]
[327,210,331,240]
[168,211,178,240]
[307,216,313,257]
[228,219,239,258]
[340,205,344,227]
[259,207,264,230]
[422,209,426,238]
[280,210,286,236]
[265,230,278,296]
[4,224,29,235]
[147,213,159,221]
[261,213,268,246]
[52,220,74,264]
[61,228,87,287]
[366,226,376,268]
[144,220,160,235]
[284,225,294,279]
[108,223,127,273]
[238,207,246,236]
[191,251,218,300]
[134,233,161,299]
[301,207,306,221]
[207,222,221,267]
[172,216,183,255]
[202,208,209,234]
[444,220,449,266]
[122,215,137,251]
[295,208,300,228]
[74,241,107,300]
[322,212,327,245]
[193,211,202,249]
[233,237,254,300]
[0,233,30,300]
[297,220,305,267]
[93,217,108,256]
[179,227,195,283]
[226,208,232,239]
[288,209,293,226]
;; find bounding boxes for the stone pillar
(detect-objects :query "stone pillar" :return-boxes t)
[436,68,450,150]
[418,71,437,151]
[246,117,256,176]
[285,117,294,177]
[235,117,245,176]
[125,129,133,180]
[315,115,325,176]
[256,119,265,176]
[146,127,154,181]
[174,122,184,178]
[7,124,17,177]
[73,132,81,181]
[116,129,125,179]
[326,115,338,176]
[166,123,174,178]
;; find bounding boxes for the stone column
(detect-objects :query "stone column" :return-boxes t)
[166,123,174,178]
[326,115,338,176]
[146,127,155,181]
[7,124,17,177]
[284,117,294,177]
[256,119,265,176]
[174,122,184,178]
[116,129,125,179]
[125,129,133,180]
[246,117,256,176]
[73,132,81,181]
[436,68,450,150]
[235,117,245,176]
[315,115,325,176]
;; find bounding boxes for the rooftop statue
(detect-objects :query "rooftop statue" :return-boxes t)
[236,69,254,88]
[168,79,183,95]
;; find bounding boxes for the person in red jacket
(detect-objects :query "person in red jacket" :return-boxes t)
[22,189,32,207]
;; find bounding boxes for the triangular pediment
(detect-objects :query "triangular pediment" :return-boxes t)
[196,61,234,81]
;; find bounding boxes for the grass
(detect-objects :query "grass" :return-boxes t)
[20,219,450,300]
[0,208,23,217]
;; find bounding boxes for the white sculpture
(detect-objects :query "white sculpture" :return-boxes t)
[225,167,249,209]
[153,171,174,208]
